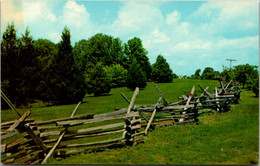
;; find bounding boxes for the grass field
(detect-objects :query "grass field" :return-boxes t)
[1,79,259,165]
[1,79,218,122]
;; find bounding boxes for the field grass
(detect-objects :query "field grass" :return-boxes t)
[1,79,218,122]
[48,88,259,165]
[1,79,258,165]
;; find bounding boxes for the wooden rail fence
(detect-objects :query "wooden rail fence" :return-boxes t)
[1,80,241,164]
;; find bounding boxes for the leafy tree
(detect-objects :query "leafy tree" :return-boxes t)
[126,59,147,90]
[73,39,89,73]
[46,27,87,104]
[124,37,152,79]
[194,69,201,79]
[252,76,259,97]
[83,33,125,67]
[104,64,127,88]
[85,62,111,96]
[191,69,201,79]
[201,67,216,80]
[233,64,258,88]
[34,39,57,100]
[220,67,235,83]
[151,55,173,83]
[172,73,178,79]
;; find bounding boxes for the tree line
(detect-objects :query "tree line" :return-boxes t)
[190,65,259,96]
[1,24,176,108]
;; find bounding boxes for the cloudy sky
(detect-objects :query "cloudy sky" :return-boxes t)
[1,0,259,76]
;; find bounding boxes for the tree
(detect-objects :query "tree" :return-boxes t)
[34,39,57,101]
[85,62,111,96]
[193,69,201,79]
[104,64,127,88]
[220,67,235,83]
[233,64,258,89]
[1,23,20,108]
[252,76,259,97]
[124,37,152,79]
[73,39,89,73]
[1,25,39,107]
[46,27,87,104]
[151,55,173,83]
[83,33,125,67]
[201,67,216,80]
[126,59,147,90]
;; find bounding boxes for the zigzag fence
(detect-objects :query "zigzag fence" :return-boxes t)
[1,80,241,164]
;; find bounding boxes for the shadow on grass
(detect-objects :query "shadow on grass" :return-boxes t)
[88,93,112,98]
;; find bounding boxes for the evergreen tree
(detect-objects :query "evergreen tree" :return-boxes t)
[151,55,173,83]
[1,23,20,108]
[1,25,38,107]
[46,27,87,104]
[124,37,152,79]
[85,62,111,96]
[126,59,147,90]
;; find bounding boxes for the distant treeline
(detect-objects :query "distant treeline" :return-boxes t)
[1,24,176,108]
[189,65,259,96]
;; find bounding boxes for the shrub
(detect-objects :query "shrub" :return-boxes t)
[104,64,127,88]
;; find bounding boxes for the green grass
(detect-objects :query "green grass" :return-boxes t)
[1,79,218,122]
[48,88,259,165]
[2,79,258,165]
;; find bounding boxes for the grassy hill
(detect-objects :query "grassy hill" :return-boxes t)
[1,79,258,165]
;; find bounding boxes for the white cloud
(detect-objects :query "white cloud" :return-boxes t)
[110,2,164,37]
[166,10,180,25]
[3,1,258,76]
[60,0,90,28]
[24,0,57,23]
[189,1,258,37]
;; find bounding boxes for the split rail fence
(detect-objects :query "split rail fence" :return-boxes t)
[1,80,241,164]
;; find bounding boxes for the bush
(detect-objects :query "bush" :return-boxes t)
[126,59,147,90]
[85,62,111,96]
[104,64,127,88]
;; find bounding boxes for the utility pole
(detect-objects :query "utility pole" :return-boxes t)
[226,59,236,70]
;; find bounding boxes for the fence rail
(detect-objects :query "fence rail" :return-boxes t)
[1,80,241,164]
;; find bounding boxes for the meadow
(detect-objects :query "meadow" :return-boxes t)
[1,79,258,165]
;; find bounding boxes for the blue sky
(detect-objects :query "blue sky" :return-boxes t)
[1,0,259,76]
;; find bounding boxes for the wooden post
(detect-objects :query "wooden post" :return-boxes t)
[121,92,130,104]
[24,124,48,153]
[152,82,168,106]
[70,101,81,118]
[144,107,157,135]
[6,110,31,132]
[185,86,195,107]
[1,90,22,117]
[41,101,81,164]
[126,87,139,114]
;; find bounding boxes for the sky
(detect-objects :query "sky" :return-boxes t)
[1,0,259,76]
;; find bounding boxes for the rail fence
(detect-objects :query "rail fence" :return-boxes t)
[1,80,241,164]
